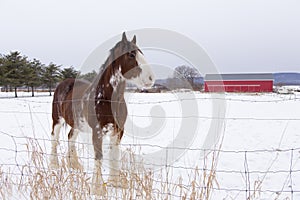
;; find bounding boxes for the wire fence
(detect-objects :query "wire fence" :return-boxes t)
[0,131,299,199]
[0,93,300,199]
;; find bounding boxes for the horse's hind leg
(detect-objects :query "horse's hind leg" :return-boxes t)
[67,128,83,170]
[49,118,62,169]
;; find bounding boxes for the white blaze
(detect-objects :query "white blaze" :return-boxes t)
[128,51,155,88]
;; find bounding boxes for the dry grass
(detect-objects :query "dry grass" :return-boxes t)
[0,138,222,200]
[0,166,13,199]
[19,138,91,200]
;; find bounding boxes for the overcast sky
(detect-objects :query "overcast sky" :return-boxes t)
[0,0,299,78]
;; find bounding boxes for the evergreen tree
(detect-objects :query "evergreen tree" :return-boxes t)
[60,66,79,80]
[0,54,5,91]
[3,51,28,97]
[79,70,97,82]
[22,60,34,93]
[27,59,44,96]
[0,54,11,92]
[42,62,61,96]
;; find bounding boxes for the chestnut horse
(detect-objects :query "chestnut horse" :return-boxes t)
[49,32,155,194]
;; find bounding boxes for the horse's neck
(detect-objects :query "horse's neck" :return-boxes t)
[95,64,126,101]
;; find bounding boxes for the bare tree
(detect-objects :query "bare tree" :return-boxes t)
[173,65,200,87]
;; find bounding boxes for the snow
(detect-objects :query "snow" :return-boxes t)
[0,91,300,199]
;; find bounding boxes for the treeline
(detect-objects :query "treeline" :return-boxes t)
[0,51,97,97]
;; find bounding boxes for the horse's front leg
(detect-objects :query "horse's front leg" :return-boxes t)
[91,127,106,196]
[108,130,128,188]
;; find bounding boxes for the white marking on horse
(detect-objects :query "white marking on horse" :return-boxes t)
[49,117,64,168]
[128,51,155,88]
[109,66,124,90]
[108,134,120,179]
[78,117,92,133]
[102,123,114,136]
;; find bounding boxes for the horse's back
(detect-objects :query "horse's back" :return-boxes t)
[52,78,91,126]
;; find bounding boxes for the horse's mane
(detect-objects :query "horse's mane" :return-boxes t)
[97,41,123,80]
[93,39,136,87]
[91,38,138,86]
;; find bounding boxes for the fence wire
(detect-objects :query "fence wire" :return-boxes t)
[0,93,299,199]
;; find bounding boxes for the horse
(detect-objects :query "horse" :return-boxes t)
[49,32,155,194]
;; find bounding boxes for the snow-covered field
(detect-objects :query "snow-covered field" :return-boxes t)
[0,91,300,199]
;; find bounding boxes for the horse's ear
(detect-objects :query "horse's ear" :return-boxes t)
[122,32,127,43]
[131,35,136,44]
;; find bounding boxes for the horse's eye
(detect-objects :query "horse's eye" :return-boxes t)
[129,52,136,58]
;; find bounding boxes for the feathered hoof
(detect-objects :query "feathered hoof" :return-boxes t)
[49,157,59,169]
[67,157,83,171]
[107,174,129,189]
[91,183,107,196]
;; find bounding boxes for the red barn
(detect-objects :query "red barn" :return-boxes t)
[204,73,273,92]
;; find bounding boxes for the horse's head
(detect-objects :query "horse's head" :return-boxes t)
[112,32,155,88]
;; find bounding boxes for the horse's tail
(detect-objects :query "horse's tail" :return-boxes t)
[52,78,76,125]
